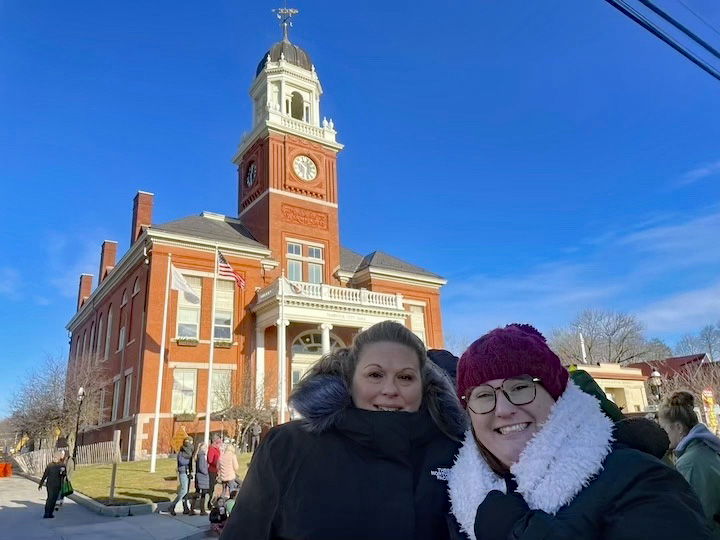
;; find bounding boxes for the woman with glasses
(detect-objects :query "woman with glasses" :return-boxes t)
[443,323,710,540]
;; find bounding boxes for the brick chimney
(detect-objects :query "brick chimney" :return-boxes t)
[77,274,93,310]
[131,191,154,245]
[98,240,118,284]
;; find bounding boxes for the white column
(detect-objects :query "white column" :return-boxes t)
[320,323,333,355]
[277,319,290,423]
[255,327,265,408]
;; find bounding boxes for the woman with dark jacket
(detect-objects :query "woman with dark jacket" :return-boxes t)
[659,391,720,537]
[191,441,210,515]
[169,437,194,516]
[444,324,711,540]
[221,321,467,540]
[38,451,67,519]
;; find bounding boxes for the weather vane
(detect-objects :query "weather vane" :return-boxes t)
[272,6,299,42]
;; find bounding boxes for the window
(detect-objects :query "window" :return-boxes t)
[409,305,426,344]
[291,331,343,354]
[214,280,234,341]
[287,242,301,256]
[123,374,132,417]
[121,289,128,306]
[111,380,120,421]
[104,307,113,361]
[308,246,323,260]
[177,276,202,339]
[287,259,302,281]
[82,331,88,361]
[98,387,106,424]
[89,323,96,360]
[211,369,232,412]
[292,369,303,387]
[118,325,126,351]
[308,263,323,284]
[132,277,141,296]
[96,314,104,355]
[172,369,197,413]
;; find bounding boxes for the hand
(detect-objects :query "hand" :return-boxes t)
[38,485,42,490]
[474,490,530,540]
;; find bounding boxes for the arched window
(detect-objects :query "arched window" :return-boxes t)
[291,331,343,354]
[96,314,104,355]
[132,277,141,296]
[121,289,128,306]
[291,331,345,387]
[290,92,304,121]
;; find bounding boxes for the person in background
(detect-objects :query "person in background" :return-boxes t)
[54,449,69,512]
[218,442,240,497]
[222,320,466,540]
[428,349,459,383]
[444,323,711,540]
[38,451,67,519]
[659,391,720,537]
[191,441,210,515]
[168,437,194,516]
[250,422,261,452]
[207,434,222,509]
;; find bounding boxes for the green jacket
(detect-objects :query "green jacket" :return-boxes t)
[676,424,720,538]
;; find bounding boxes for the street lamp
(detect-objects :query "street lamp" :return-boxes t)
[648,370,663,401]
[72,387,85,468]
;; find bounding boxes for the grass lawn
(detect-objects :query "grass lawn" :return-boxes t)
[70,453,253,505]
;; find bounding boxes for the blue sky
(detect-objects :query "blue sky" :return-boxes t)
[1,1,720,414]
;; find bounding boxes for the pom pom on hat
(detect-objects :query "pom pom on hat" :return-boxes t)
[457,324,568,403]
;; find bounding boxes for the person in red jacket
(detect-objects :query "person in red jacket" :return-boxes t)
[206,434,222,509]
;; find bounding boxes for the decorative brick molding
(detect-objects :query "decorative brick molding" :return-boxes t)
[281,204,328,229]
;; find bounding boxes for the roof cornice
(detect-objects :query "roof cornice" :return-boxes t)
[146,229,271,259]
[352,266,447,289]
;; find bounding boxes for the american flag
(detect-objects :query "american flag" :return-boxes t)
[218,251,246,289]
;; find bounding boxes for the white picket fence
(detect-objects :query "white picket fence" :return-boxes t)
[14,440,120,477]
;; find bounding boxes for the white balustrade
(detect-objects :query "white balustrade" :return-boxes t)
[257,280,402,309]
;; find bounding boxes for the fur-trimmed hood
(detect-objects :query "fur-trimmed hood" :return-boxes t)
[444,381,614,540]
[289,360,467,440]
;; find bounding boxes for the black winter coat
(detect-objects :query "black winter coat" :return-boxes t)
[221,364,466,540]
[39,462,66,491]
[195,450,210,490]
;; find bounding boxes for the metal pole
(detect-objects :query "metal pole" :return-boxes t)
[150,253,172,473]
[204,245,219,446]
[72,398,83,469]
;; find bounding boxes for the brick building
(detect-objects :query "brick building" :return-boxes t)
[66,23,447,459]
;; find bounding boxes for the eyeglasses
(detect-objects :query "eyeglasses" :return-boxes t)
[463,376,541,414]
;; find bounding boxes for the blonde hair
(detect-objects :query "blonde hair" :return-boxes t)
[658,391,699,432]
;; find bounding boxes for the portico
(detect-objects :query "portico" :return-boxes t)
[252,278,408,421]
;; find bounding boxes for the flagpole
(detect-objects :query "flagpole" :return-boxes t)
[278,272,286,423]
[204,245,219,446]
[150,253,172,473]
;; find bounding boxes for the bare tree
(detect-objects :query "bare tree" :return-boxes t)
[550,309,654,365]
[645,338,673,363]
[674,324,720,360]
[442,333,473,356]
[9,353,110,450]
[674,334,702,356]
[653,362,720,424]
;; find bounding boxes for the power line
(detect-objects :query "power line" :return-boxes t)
[637,0,720,61]
[603,0,720,82]
[678,0,720,39]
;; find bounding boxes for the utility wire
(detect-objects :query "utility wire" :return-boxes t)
[638,0,720,60]
[678,0,720,39]
[603,0,720,82]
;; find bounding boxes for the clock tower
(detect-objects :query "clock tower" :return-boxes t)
[233,9,344,286]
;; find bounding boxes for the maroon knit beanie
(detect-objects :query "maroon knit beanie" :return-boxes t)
[456,323,568,404]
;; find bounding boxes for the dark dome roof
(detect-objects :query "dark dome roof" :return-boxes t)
[256,40,313,76]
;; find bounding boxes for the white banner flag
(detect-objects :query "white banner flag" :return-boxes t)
[171,265,200,304]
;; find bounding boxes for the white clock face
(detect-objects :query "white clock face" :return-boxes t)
[245,162,257,187]
[293,155,317,181]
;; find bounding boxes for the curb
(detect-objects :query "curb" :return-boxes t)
[13,470,156,517]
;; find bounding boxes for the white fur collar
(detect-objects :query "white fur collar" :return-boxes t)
[445,381,614,540]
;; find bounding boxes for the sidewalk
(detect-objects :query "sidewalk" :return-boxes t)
[0,474,213,540]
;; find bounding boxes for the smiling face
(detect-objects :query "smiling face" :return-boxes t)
[351,341,423,412]
[469,377,556,468]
